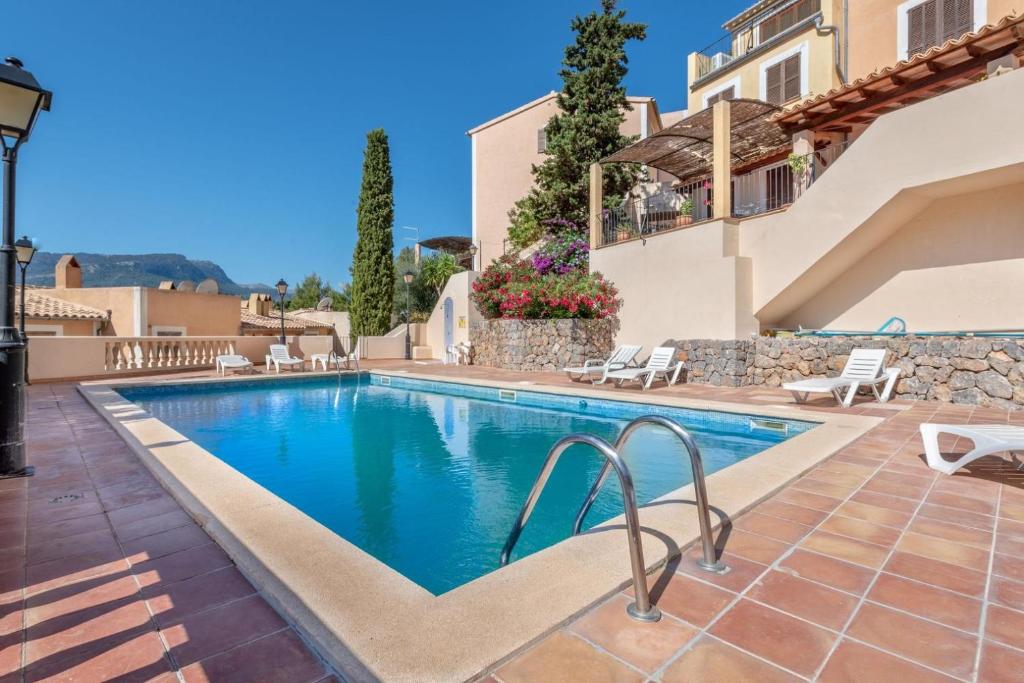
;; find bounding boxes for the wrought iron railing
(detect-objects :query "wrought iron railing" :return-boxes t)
[731,141,849,219]
[598,142,850,245]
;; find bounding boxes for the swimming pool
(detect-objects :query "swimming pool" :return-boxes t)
[117,374,815,594]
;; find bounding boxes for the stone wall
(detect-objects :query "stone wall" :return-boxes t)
[671,336,1024,409]
[470,319,616,372]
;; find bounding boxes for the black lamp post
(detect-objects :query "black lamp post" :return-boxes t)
[468,242,479,271]
[0,57,51,478]
[14,235,36,384]
[403,270,414,360]
[275,279,288,344]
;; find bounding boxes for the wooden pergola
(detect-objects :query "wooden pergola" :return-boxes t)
[602,99,791,183]
[775,13,1024,133]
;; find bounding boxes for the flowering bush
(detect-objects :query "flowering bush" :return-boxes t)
[471,254,619,320]
[531,230,589,275]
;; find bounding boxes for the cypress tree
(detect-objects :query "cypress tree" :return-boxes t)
[508,0,646,245]
[349,129,395,336]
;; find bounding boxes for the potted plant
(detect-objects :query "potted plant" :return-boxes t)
[676,197,694,226]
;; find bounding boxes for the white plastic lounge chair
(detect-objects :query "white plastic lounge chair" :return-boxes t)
[605,346,682,391]
[265,344,304,373]
[564,345,642,384]
[921,423,1024,475]
[310,352,342,371]
[783,348,899,408]
[215,354,253,376]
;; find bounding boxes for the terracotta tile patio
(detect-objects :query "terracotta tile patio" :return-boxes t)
[4,363,1024,681]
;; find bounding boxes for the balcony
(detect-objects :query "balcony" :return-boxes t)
[598,141,849,246]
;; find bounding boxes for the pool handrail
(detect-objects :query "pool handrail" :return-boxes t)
[498,433,662,623]
[571,415,726,574]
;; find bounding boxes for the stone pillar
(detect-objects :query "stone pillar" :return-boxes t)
[712,100,731,220]
[589,163,603,249]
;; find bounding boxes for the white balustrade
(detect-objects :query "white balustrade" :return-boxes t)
[102,337,237,373]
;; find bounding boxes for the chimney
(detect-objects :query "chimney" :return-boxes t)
[55,255,82,288]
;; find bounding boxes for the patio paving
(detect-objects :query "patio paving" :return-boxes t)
[4,363,1024,681]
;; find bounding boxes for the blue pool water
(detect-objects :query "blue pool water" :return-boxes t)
[118,374,815,594]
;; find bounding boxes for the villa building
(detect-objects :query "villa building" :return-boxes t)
[688,0,1020,112]
[467,92,685,268]
[15,255,242,336]
[591,9,1024,347]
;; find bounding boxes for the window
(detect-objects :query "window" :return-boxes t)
[151,325,186,336]
[537,127,547,153]
[906,0,973,58]
[765,53,802,104]
[758,0,821,43]
[706,87,735,107]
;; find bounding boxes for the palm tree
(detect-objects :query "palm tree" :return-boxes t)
[420,253,463,298]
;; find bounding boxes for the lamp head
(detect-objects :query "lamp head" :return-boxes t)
[0,57,51,143]
[14,235,36,266]
[403,270,415,285]
[275,279,288,297]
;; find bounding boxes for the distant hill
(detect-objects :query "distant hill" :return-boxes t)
[25,252,274,296]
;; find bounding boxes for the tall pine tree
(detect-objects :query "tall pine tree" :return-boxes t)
[508,0,645,246]
[349,129,395,335]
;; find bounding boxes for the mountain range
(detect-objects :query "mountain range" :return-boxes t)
[24,252,273,296]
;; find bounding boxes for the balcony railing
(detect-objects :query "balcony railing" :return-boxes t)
[693,33,750,81]
[732,141,848,218]
[598,142,849,246]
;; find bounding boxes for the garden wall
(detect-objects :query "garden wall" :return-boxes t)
[672,336,1024,409]
[471,319,616,372]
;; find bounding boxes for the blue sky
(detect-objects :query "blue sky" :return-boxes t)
[6,0,749,289]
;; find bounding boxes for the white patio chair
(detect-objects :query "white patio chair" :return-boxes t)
[605,346,682,391]
[783,348,899,408]
[922,424,1024,475]
[215,354,253,376]
[265,344,304,373]
[564,345,642,384]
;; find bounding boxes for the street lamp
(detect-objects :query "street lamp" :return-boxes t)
[275,279,288,344]
[0,57,52,478]
[14,235,36,384]
[403,270,414,360]
[468,242,479,271]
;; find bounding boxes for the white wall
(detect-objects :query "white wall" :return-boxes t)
[426,271,481,359]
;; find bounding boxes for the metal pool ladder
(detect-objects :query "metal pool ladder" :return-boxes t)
[573,415,726,575]
[498,416,725,624]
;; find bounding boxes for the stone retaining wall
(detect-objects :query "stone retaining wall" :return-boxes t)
[672,336,1024,409]
[470,319,616,372]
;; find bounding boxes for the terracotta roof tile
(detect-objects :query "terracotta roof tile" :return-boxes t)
[240,309,331,331]
[773,13,1024,125]
[14,288,108,321]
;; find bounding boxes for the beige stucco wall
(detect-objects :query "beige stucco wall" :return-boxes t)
[145,289,241,336]
[424,271,482,358]
[41,287,241,336]
[687,3,843,113]
[590,220,758,344]
[25,319,97,336]
[742,67,1024,326]
[779,182,1024,331]
[847,0,1023,82]
[596,67,1024,341]
[470,95,657,271]
[44,288,136,335]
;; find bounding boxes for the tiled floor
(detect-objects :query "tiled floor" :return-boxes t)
[478,389,1024,682]
[1,382,336,682]
[5,364,1024,682]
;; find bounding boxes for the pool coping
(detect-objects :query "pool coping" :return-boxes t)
[77,369,884,683]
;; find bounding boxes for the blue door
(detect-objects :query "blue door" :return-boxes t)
[443,298,454,348]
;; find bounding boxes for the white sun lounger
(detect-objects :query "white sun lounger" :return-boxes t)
[922,423,1024,475]
[783,348,899,408]
[564,344,642,384]
[605,346,682,391]
[215,354,253,376]
[266,344,304,373]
